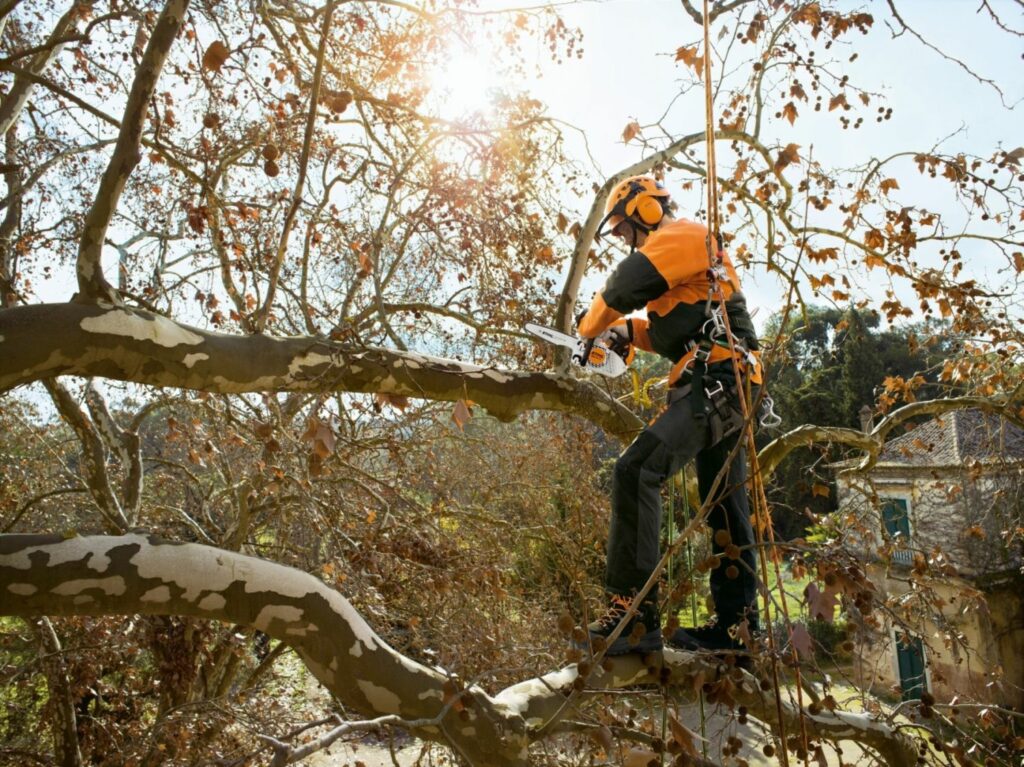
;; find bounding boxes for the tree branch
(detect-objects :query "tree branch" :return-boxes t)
[0,534,532,766]
[254,2,334,332]
[0,1,83,137]
[0,303,644,441]
[41,379,130,533]
[76,0,190,303]
[756,395,1024,479]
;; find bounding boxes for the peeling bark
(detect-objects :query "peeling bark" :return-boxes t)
[0,303,643,440]
[42,379,130,533]
[83,381,143,522]
[0,534,531,766]
[0,535,923,767]
[500,652,919,767]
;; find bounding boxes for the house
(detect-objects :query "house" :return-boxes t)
[833,408,1024,708]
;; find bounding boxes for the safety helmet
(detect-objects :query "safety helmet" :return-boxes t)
[598,175,671,240]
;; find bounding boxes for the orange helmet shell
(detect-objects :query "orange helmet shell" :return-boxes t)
[605,176,671,228]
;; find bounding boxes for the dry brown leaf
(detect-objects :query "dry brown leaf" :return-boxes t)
[668,714,700,757]
[313,424,336,459]
[790,622,814,660]
[782,101,798,125]
[623,747,659,767]
[804,582,838,623]
[773,143,800,173]
[621,120,641,144]
[880,178,900,195]
[1012,252,1024,273]
[674,45,704,75]
[202,41,230,73]
[864,229,886,250]
[375,392,410,411]
[452,399,473,431]
[828,92,849,111]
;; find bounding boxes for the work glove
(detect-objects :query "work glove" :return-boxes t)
[599,323,632,360]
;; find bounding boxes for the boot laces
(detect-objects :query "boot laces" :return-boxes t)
[596,594,634,629]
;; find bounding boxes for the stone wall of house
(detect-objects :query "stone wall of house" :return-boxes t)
[835,468,1022,577]
[838,468,1023,708]
[854,565,1023,708]
[988,582,1024,708]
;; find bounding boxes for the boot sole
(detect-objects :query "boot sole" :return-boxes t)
[666,643,749,654]
[601,630,663,656]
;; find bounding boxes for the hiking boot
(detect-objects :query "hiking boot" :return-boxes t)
[584,593,663,656]
[667,618,746,652]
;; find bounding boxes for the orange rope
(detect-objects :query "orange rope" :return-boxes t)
[699,1,811,762]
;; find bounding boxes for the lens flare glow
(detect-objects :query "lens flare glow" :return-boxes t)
[425,46,507,120]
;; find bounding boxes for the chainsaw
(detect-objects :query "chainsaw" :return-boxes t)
[524,323,628,378]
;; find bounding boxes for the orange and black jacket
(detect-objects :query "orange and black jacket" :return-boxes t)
[578,218,760,385]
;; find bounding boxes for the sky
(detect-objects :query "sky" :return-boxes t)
[433,0,1023,329]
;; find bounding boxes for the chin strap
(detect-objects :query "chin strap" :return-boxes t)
[595,212,652,249]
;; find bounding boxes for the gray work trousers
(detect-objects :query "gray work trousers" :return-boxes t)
[605,385,759,629]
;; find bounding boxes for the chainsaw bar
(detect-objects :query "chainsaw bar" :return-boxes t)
[524,322,628,378]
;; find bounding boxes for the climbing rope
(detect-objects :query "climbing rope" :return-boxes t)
[678,466,709,758]
[699,1,811,763]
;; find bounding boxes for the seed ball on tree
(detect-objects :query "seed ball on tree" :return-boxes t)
[203,112,219,129]
[262,143,280,161]
[330,91,353,113]
[264,159,280,177]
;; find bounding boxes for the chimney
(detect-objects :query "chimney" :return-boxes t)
[859,405,874,433]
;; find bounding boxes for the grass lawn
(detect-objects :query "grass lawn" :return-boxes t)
[673,560,814,627]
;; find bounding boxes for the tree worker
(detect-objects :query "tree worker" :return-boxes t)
[575,175,762,655]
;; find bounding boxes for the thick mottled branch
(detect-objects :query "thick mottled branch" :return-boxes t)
[756,396,1023,479]
[76,0,189,303]
[497,651,918,767]
[0,304,643,440]
[0,534,531,766]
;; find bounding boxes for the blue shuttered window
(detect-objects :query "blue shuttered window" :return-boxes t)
[881,498,912,565]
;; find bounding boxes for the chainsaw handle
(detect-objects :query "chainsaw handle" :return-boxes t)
[572,336,596,368]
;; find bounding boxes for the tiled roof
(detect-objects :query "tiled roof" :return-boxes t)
[877,409,1024,467]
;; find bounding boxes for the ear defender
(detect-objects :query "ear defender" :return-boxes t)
[622,180,666,226]
[597,176,671,239]
[633,193,665,225]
